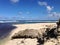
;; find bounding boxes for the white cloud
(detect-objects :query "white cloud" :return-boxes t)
[38,1,60,19]
[47,6,53,11]
[10,0,19,3]
[38,1,53,12]
[48,12,60,18]
[38,1,47,6]
[18,11,30,15]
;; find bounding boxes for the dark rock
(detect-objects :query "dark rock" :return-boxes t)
[11,29,42,39]
[56,19,60,36]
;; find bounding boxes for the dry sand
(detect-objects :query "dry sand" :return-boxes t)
[10,23,56,37]
[0,23,57,45]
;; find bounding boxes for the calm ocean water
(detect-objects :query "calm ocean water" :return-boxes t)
[0,20,58,24]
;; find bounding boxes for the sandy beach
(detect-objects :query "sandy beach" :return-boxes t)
[0,23,60,45]
[0,23,57,45]
[10,23,56,38]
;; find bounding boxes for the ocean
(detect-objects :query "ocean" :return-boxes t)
[0,20,58,24]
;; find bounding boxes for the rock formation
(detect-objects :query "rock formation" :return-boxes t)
[11,29,42,39]
[56,19,60,36]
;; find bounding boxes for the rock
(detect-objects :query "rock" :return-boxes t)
[11,29,42,39]
[56,19,60,36]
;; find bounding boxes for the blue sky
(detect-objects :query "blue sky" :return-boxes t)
[0,0,60,20]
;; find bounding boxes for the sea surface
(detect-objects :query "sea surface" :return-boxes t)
[0,20,58,24]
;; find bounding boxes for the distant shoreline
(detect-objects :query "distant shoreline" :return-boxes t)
[0,20,57,24]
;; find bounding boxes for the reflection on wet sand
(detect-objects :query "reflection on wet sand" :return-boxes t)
[0,23,16,39]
